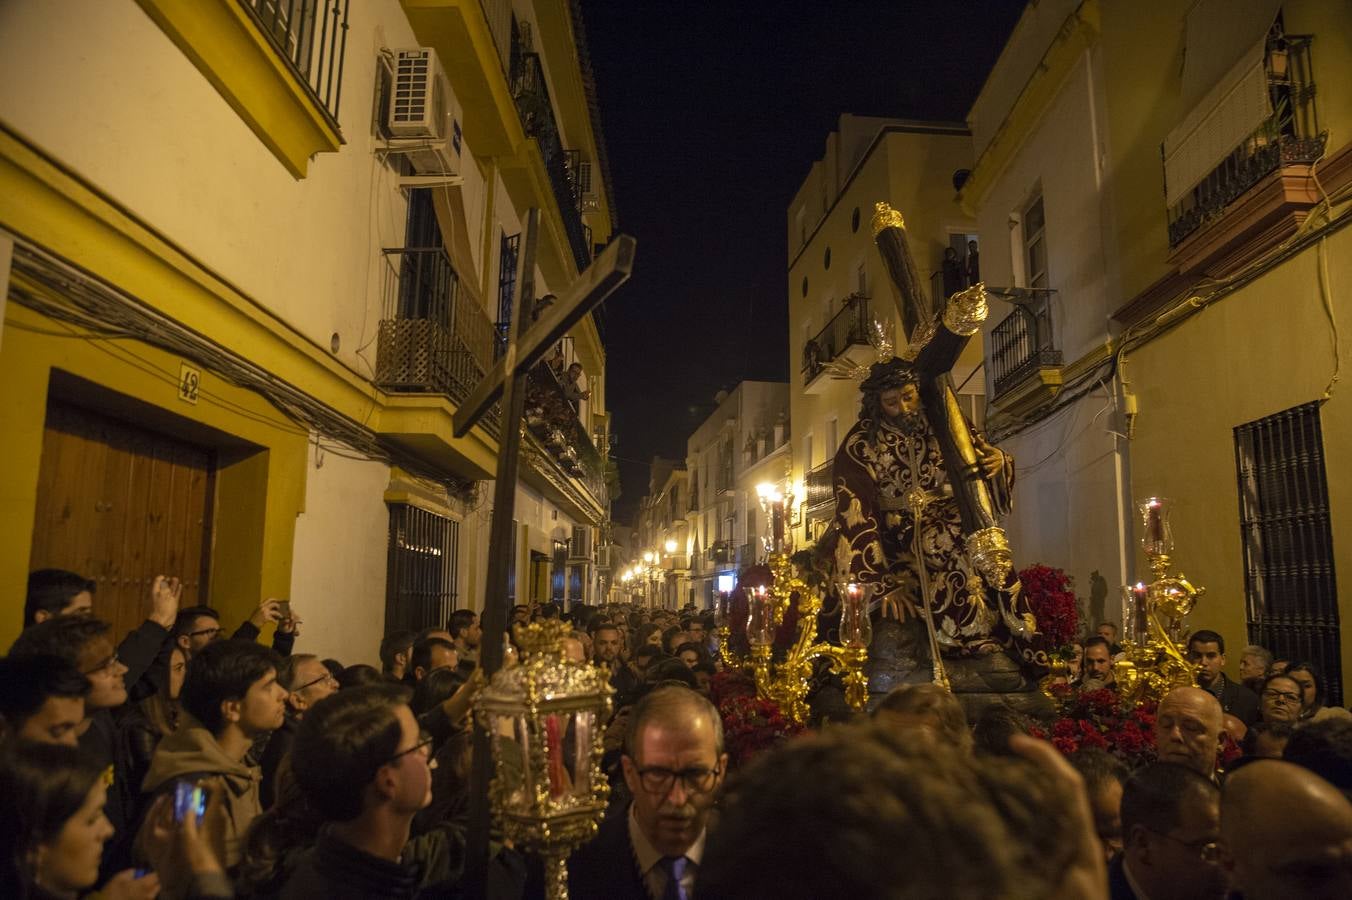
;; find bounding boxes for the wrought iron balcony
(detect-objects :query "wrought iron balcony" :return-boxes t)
[1166,34,1324,249]
[522,361,608,505]
[708,540,734,566]
[736,541,756,569]
[510,53,591,272]
[990,295,1062,399]
[240,0,349,124]
[804,460,835,524]
[374,248,497,418]
[802,293,871,390]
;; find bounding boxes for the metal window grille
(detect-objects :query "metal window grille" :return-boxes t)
[495,232,520,357]
[241,0,349,124]
[1235,402,1341,705]
[385,503,460,634]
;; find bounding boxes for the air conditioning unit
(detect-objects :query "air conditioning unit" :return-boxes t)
[379,48,463,179]
[569,526,592,560]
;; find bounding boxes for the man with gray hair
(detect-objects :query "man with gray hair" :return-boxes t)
[568,685,727,899]
[1154,686,1224,779]
[1239,644,1273,694]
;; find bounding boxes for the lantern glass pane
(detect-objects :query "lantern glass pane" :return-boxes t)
[492,713,532,812]
[570,709,595,798]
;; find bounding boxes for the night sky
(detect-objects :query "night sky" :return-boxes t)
[580,1,1026,522]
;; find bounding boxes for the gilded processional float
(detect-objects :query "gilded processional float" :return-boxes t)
[717,203,1207,724]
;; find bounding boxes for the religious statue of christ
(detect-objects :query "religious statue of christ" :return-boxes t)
[831,357,1046,667]
[826,202,1050,674]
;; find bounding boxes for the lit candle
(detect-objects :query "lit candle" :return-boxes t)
[1131,582,1149,642]
[1144,498,1164,546]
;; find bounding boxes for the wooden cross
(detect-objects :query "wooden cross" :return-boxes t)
[457,207,635,891]
[871,203,1006,557]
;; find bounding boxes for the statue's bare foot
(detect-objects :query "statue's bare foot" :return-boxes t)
[972,640,1003,656]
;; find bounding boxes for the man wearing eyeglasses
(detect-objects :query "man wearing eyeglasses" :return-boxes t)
[259,653,339,809]
[279,685,457,899]
[1112,762,1226,900]
[569,685,727,899]
[10,616,140,879]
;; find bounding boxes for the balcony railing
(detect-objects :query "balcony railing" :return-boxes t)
[736,542,756,568]
[708,540,734,566]
[804,460,835,523]
[802,293,871,382]
[1166,34,1324,248]
[241,0,349,125]
[523,362,608,506]
[510,53,591,272]
[374,248,497,413]
[990,296,1061,398]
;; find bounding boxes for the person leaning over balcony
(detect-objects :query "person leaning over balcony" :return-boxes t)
[562,361,591,406]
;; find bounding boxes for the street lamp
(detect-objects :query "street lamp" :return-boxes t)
[664,539,677,554]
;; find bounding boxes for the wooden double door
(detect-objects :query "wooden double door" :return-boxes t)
[28,402,214,641]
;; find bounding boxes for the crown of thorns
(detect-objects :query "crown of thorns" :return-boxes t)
[860,357,918,396]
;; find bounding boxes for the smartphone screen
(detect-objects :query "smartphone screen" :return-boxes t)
[173,781,207,825]
[275,600,292,619]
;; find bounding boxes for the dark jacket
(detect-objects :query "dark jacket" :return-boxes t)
[1107,855,1139,900]
[275,826,465,900]
[80,707,137,881]
[258,715,298,810]
[118,619,172,692]
[1210,673,1261,727]
[278,831,421,900]
[565,806,648,900]
[232,620,296,657]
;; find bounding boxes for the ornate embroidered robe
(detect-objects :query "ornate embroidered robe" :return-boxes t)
[832,413,1045,666]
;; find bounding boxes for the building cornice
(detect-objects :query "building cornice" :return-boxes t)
[957,0,1100,217]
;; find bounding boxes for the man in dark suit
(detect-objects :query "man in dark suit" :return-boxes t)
[568,685,727,899]
[1112,762,1225,900]
[1188,629,1261,727]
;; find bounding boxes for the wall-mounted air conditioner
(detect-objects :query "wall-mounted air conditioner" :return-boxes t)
[569,526,592,561]
[377,48,464,182]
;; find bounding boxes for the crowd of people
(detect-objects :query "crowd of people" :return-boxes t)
[3,570,1350,898]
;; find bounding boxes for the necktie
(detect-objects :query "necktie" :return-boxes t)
[660,855,689,900]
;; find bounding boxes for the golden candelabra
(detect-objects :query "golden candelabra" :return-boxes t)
[744,550,871,724]
[1044,497,1205,706]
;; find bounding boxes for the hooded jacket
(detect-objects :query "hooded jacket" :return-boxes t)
[137,722,264,870]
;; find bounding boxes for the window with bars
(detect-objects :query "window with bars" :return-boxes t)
[385,503,460,634]
[1235,402,1341,706]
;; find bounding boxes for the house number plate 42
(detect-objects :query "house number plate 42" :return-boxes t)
[178,363,200,405]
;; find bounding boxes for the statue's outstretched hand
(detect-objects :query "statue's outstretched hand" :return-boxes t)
[974,434,1006,478]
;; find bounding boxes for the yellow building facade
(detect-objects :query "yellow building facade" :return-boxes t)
[965,0,1352,696]
[786,116,981,549]
[0,0,616,659]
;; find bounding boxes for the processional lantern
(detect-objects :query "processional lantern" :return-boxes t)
[474,621,613,900]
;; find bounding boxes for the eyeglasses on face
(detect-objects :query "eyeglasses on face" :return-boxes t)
[1263,689,1302,704]
[384,730,435,766]
[632,763,721,795]
[83,652,121,676]
[293,672,338,693]
[1147,827,1222,863]
[189,626,222,639]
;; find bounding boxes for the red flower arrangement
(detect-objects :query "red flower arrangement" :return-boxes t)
[1033,687,1158,768]
[708,669,804,768]
[1019,563,1080,648]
